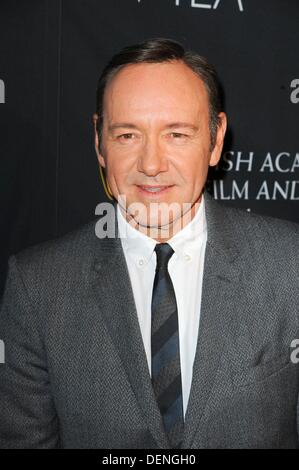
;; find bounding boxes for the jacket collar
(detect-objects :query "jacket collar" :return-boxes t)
[91,190,242,448]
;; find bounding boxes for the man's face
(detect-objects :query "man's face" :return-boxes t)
[95,60,226,233]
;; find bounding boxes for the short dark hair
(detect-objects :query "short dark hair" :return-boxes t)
[96,37,223,150]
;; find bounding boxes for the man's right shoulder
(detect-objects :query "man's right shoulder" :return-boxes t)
[11,218,101,272]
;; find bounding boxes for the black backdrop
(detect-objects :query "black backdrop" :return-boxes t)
[0,0,299,294]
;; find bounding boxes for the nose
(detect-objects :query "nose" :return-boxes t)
[137,135,168,176]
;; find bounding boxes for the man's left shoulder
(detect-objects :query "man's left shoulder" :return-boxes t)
[223,203,299,248]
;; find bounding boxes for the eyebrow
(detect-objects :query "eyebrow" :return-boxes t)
[108,122,199,132]
[108,123,139,132]
[166,122,199,132]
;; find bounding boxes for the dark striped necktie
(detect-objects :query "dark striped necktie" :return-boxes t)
[151,242,184,449]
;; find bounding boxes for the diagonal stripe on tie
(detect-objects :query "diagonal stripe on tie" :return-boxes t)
[163,395,184,432]
[151,243,184,448]
[151,310,178,357]
[152,332,179,378]
[165,419,184,449]
[151,278,177,334]
[152,354,181,398]
[156,374,183,414]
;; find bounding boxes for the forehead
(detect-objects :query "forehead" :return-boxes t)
[103,61,209,123]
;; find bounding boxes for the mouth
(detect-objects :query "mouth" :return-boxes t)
[136,185,175,196]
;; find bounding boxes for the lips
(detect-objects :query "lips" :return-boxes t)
[136,185,174,195]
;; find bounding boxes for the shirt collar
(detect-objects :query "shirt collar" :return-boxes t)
[117,193,207,267]
[167,193,207,260]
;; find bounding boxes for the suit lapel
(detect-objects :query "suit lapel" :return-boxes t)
[91,202,170,449]
[90,193,243,449]
[181,192,242,448]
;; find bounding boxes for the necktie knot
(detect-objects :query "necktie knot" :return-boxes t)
[154,243,174,271]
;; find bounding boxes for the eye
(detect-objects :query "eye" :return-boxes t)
[171,132,189,139]
[118,133,135,140]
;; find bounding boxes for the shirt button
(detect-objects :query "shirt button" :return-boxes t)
[138,259,144,266]
[184,253,191,262]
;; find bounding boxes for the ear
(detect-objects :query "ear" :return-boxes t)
[209,112,227,167]
[93,113,106,168]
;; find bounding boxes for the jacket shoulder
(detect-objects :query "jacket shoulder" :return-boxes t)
[217,203,299,270]
[12,218,99,273]
[223,204,299,240]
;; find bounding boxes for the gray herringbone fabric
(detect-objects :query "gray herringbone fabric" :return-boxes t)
[0,191,298,448]
[151,243,184,448]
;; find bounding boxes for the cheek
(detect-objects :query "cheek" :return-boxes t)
[104,143,136,181]
[171,144,206,169]
[106,158,133,183]
[107,168,138,197]
[173,158,204,185]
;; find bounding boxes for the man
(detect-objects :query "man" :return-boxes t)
[0,38,298,449]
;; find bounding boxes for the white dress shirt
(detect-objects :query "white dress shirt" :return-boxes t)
[117,194,207,418]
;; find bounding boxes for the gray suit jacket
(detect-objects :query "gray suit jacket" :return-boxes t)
[0,191,298,449]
